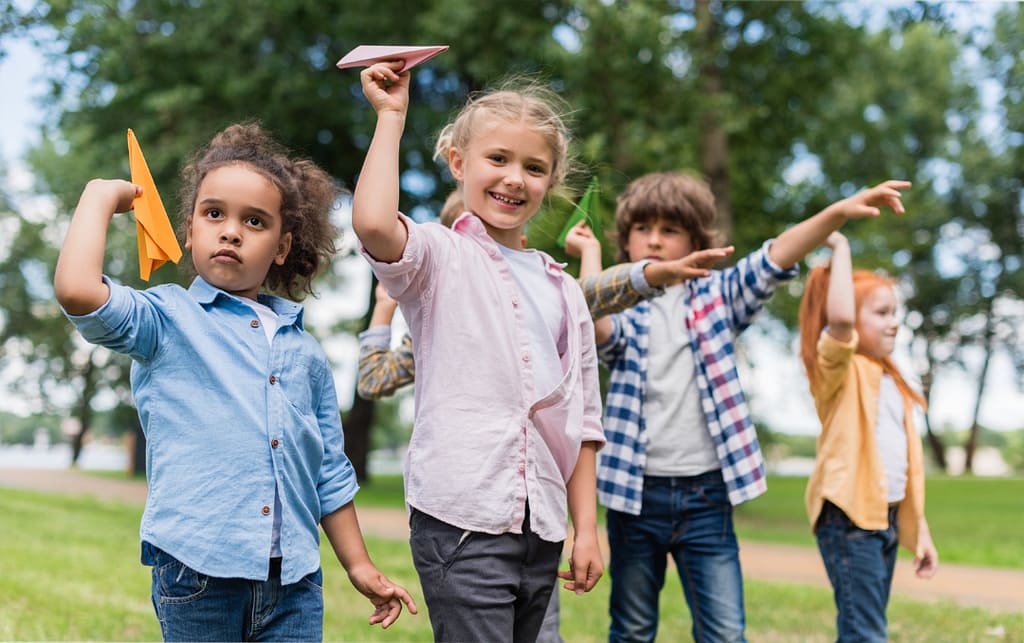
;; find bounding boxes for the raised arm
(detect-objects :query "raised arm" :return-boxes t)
[769,180,910,269]
[54,179,141,315]
[351,61,412,263]
[564,221,603,278]
[824,232,855,342]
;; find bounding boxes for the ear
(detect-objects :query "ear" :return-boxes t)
[448,147,465,182]
[184,217,193,250]
[274,231,292,266]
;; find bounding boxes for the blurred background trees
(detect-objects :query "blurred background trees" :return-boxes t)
[0,0,1020,477]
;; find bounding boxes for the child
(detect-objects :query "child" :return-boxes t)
[53,123,415,641]
[357,215,732,401]
[352,60,609,643]
[593,172,913,643]
[799,231,938,642]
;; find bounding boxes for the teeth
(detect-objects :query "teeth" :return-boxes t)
[492,192,524,205]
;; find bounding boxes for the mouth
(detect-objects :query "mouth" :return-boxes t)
[489,191,526,208]
[212,249,241,263]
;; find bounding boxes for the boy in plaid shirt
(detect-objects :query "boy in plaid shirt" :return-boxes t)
[594,171,909,643]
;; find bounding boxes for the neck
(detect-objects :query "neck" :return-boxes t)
[481,221,527,250]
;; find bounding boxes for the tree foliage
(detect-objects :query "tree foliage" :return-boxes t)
[2,1,1020,475]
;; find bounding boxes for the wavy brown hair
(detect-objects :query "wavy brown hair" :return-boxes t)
[612,171,720,263]
[176,122,340,300]
[799,265,926,408]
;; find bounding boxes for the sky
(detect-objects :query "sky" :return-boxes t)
[1,18,1022,435]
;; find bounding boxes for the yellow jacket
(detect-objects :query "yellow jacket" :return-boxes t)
[804,331,926,554]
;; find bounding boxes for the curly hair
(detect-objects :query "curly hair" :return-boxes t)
[176,122,340,300]
[612,171,721,263]
[433,77,577,202]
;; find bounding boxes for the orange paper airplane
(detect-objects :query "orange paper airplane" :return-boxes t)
[128,129,181,281]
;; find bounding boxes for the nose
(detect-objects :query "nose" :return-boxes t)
[503,167,525,189]
[220,220,242,245]
[647,230,662,247]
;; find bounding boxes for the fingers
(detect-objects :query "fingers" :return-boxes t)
[361,60,405,84]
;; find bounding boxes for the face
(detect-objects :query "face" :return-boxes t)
[856,285,900,358]
[185,164,291,300]
[626,218,694,263]
[448,119,553,249]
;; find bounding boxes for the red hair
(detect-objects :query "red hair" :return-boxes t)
[799,266,926,408]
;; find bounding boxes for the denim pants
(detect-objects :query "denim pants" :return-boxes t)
[409,507,562,643]
[816,501,900,643]
[607,471,746,643]
[149,546,323,642]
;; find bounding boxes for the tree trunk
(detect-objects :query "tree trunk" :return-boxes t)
[695,0,733,243]
[69,356,97,467]
[342,278,381,482]
[917,346,947,470]
[964,310,995,473]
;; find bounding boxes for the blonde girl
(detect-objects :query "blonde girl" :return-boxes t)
[799,230,939,642]
[351,61,604,642]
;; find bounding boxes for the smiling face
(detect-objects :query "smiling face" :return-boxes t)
[185,163,292,300]
[448,118,554,249]
[626,217,695,263]
[856,284,899,358]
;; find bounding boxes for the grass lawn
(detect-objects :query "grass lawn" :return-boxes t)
[2,483,1022,641]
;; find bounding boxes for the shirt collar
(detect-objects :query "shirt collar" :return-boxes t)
[451,212,566,276]
[188,276,304,327]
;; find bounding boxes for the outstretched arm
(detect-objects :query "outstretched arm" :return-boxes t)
[824,232,855,342]
[352,61,412,263]
[769,180,911,269]
[54,179,141,315]
[321,503,418,628]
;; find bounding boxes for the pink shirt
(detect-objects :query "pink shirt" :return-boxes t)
[361,213,605,543]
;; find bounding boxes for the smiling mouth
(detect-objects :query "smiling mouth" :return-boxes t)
[490,191,525,207]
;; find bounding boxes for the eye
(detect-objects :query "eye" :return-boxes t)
[245,215,265,228]
[205,208,223,219]
[487,153,506,164]
[527,163,548,175]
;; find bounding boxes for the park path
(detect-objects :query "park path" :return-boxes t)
[2,467,1022,614]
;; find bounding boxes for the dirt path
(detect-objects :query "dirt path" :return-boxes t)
[3,467,1022,613]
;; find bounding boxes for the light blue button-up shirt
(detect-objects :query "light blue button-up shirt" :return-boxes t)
[66,276,358,584]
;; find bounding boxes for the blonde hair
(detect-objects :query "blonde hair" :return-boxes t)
[433,78,574,200]
[613,171,720,263]
[799,266,926,408]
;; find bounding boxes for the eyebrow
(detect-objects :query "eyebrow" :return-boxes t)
[199,197,276,221]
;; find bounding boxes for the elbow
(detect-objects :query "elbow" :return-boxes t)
[54,275,107,316]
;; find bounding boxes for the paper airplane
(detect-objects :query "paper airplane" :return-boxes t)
[128,129,182,281]
[557,176,603,249]
[336,45,449,73]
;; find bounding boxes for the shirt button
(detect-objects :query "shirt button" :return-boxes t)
[511,296,520,307]
[250,319,260,328]
[261,505,271,516]
[521,353,530,363]
[271,439,279,449]
[518,463,526,473]
[269,375,277,385]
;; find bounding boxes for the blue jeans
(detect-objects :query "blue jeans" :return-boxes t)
[816,501,899,643]
[607,471,746,643]
[148,546,323,642]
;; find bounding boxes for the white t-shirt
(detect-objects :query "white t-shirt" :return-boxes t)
[643,284,719,476]
[498,246,566,400]
[241,296,284,556]
[876,374,908,503]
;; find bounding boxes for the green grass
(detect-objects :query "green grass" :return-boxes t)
[4,479,1023,641]
[732,475,1024,569]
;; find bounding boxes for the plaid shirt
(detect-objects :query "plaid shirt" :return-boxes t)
[596,241,798,513]
[357,261,662,400]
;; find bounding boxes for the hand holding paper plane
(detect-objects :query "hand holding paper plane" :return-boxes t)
[336,45,449,73]
[557,176,603,249]
[127,129,181,281]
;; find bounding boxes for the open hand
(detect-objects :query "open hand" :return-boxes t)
[838,179,911,220]
[348,565,418,629]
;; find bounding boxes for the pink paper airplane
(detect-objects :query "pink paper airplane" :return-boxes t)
[336,45,449,73]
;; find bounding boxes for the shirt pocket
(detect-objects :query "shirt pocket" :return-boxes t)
[276,354,318,415]
[531,351,581,482]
